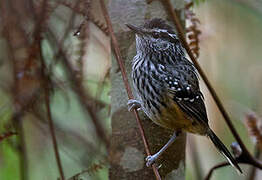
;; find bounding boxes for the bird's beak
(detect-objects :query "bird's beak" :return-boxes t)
[126,24,144,35]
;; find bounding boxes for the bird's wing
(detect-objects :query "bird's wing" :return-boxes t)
[161,62,209,125]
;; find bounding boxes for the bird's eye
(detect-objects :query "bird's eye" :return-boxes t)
[152,32,159,39]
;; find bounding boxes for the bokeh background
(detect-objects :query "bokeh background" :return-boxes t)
[0,0,261,179]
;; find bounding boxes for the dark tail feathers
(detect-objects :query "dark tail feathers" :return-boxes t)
[207,129,242,174]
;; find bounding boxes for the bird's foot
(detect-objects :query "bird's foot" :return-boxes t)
[145,131,180,167]
[146,153,160,167]
[127,99,142,112]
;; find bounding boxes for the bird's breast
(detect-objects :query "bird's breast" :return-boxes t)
[131,58,206,135]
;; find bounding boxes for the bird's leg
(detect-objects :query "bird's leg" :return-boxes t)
[127,99,142,112]
[146,131,181,167]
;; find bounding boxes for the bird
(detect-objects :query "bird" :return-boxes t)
[126,18,242,173]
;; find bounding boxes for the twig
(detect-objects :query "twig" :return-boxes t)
[68,160,107,180]
[99,0,161,179]
[0,132,17,142]
[205,154,262,180]
[44,81,65,180]
[39,40,65,180]
[59,1,109,36]
[204,162,228,180]
[76,0,92,81]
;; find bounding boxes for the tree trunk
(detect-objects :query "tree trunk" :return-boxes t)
[109,0,186,179]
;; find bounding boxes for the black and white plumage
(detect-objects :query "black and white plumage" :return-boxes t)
[126,18,242,173]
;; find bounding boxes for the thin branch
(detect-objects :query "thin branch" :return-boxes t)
[204,162,228,180]
[39,41,65,180]
[99,0,161,179]
[205,157,262,180]
[67,160,107,180]
[0,132,17,142]
[59,1,109,36]
[44,82,65,180]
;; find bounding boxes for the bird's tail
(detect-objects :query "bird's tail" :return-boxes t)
[207,129,242,174]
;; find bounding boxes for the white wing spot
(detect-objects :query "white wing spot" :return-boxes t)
[159,64,165,71]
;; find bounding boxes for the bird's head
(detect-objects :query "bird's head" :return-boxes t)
[126,18,180,53]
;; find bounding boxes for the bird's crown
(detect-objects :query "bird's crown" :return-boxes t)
[143,18,175,34]
[126,18,179,44]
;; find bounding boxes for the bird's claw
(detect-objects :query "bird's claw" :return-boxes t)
[127,99,142,112]
[146,155,157,167]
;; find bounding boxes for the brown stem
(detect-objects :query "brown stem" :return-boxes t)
[205,152,262,180]
[39,41,65,180]
[44,86,65,180]
[204,162,229,180]
[0,132,17,142]
[99,0,161,179]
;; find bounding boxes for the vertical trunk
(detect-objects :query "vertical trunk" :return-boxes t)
[109,0,186,179]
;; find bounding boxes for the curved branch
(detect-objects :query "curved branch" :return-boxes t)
[204,162,229,180]
[39,41,65,180]
[205,157,262,180]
